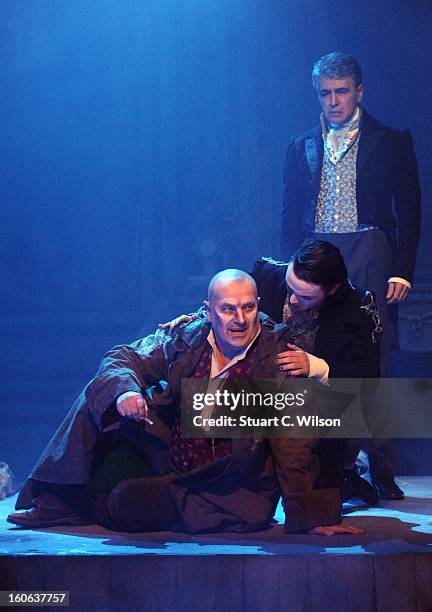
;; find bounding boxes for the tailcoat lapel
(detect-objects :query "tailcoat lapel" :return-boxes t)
[356,111,386,177]
[305,131,323,194]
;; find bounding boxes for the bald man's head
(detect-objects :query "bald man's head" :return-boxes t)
[208,269,258,302]
[205,269,260,360]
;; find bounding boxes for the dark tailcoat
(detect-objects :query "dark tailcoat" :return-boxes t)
[280,111,421,283]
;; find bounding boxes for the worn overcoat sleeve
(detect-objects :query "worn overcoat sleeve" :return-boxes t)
[85,332,170,425]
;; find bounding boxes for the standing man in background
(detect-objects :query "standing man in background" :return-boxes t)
[280,51,421,500]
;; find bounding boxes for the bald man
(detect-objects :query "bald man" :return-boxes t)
[9,270,360,536]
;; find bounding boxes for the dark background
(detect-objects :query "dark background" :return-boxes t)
[1,0,431,480]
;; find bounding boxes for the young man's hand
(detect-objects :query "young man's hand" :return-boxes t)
[275,343,310,376]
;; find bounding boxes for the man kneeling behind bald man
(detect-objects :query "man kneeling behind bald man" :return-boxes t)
[8,270,361,535]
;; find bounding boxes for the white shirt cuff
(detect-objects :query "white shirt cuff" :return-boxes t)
[307,353,330,385]
[388,277,412,290]
[116,391,141,405]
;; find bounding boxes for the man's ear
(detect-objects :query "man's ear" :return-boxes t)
[327,283,341,296]
[203,300,211,319]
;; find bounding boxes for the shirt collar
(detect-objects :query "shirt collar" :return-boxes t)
[206,325,261,378]
[321,105,362,134]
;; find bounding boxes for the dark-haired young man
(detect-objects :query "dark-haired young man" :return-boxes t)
[280,52,421,499]
[252,240,380,382]
[251,240,382,506]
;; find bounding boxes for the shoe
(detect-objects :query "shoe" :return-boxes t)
[375,481,405,500]
[7,503,86,528]
[342,470,379,506]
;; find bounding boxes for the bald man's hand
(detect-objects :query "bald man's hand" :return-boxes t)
[310,524,364,536]
[116,391,153,424]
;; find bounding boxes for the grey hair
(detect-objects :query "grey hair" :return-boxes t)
[312,52,362,89]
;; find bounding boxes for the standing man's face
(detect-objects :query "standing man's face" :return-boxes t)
[205,280,260,359]
[317,76,363,125]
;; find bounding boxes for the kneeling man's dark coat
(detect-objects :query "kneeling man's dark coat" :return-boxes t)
[16,315,341,534]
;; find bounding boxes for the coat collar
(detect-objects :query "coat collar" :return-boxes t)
[177,312,288,368]
[305,109,386,182]
[304,129,323,191]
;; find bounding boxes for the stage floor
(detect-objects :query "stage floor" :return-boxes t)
[1,476,432,611]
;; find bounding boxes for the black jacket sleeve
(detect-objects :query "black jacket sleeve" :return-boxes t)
[317,290,381,379]
[392,129,421,282]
